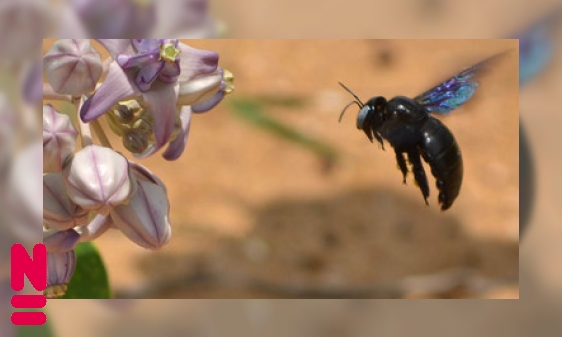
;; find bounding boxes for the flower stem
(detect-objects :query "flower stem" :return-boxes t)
[102,57,112,76]
[91,119,113,149]
[73,96,92,147]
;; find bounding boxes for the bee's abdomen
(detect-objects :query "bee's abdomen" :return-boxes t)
[419,118,463,210]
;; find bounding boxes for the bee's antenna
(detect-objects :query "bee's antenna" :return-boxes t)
[339,101,363,122]
[338,82,365,123]
[338,82,365,107]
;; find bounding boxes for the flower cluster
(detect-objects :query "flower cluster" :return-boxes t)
[42,39,233,297]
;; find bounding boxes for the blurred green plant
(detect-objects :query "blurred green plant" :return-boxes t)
[61,242,111,299]
[16,310,55,337]
[253,94,309,109]
[229,97,338,171]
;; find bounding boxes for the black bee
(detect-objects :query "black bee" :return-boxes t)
[339,52,507,210]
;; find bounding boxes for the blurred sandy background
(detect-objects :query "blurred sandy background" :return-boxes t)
[29,0,562,335]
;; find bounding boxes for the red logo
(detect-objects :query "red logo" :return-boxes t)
[10,243,47,325]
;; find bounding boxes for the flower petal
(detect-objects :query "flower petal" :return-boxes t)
[137,83,179,157]
[63,145,137,216]
[96,39,133,59]
[131,39,162,53]
[80,61,137,122]
[176,69,222,106]
[44,173,89,229]
[129,161,167,192]
[116,51,159,69]
[191,89,225,113]
[110,179,171,250]
[76,214,112,242]
[43,228,80,253]
[43,104,78,172]
[46,250,76,293]
[159,61,181,83]
[136,61,165,91]
[177,43,218,81]
[162,106,192,160]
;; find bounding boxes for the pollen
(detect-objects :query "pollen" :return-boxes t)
[223,69,235,95]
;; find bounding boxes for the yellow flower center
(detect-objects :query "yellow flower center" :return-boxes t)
[223,69,235,95]
[160,43,181,63]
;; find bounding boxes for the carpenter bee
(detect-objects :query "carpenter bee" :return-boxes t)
[339,52,508,210]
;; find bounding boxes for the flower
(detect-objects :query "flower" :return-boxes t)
[110,164,171,250]
[67,0,156,38]
[80,39,222,158]
[162,68,233,160]
[45,250,76,299]
[116,39,182,92]
[43,173,89,230]
[43,39,103,96]
[43,104,78,172]
[62,144,137,216]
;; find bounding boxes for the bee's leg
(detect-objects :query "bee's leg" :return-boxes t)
[374,132,385,150]
[394,150,408,184]
[407,149,430,205]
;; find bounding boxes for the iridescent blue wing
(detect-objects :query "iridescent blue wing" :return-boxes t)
[515,8,562,85]
[414,52,508,115]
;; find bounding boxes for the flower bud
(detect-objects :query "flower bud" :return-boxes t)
[43,105,78,172]
[129,161,167,192]
[191,68,234,113]
[176,68,222,106]
[43,39,103,96]
[44,172,89,230]
[45,250,76,299]
[43,228,80,253]
[110,178,171,250]
[75,214,112,242]
[122,128,149,154]
[63,145,137,216]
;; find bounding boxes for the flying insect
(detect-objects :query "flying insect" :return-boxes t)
[339,52,508,210]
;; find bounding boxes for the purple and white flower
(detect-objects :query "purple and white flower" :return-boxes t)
[80,39,225,159]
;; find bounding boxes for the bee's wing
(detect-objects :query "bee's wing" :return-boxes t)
[414,51,509,115]
[516,7,562,85]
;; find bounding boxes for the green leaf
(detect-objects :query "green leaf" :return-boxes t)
[229,98,339,167]
[61,242,111,299]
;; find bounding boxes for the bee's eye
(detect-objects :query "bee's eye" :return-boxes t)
[356,106,371,129]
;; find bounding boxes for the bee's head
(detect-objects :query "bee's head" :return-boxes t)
[338,82,388,142]
[359,96,387,129]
